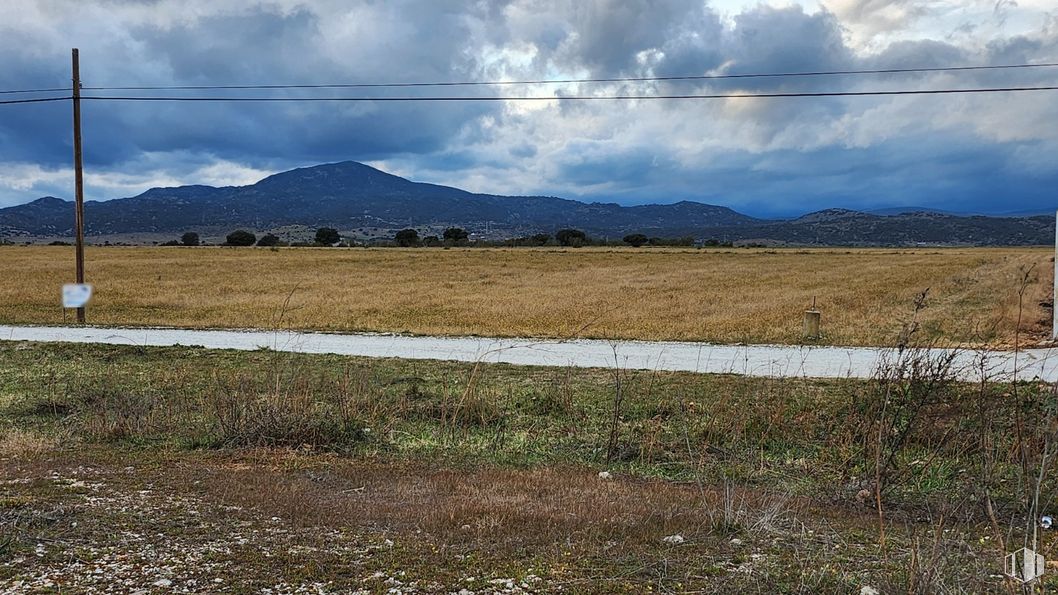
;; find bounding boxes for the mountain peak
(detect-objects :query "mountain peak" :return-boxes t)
[253,161,401,189]
[794,208,867,223]
[30,196,69,206]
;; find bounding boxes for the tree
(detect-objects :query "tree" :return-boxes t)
[530,233,551,246]
[315,227,340,246]
[225,230,256,246]
[443,227,469,244]
[623,233,648,247]
[422,235,442,247]
[256,233,280,247]
[394,228,420,247]
[180,232,200,247]
[555,228,587,247]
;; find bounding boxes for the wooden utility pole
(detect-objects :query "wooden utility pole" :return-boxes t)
[72,48,86,323]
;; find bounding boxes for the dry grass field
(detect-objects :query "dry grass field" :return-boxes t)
[0,245,1050,346]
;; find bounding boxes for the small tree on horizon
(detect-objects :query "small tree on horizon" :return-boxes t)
[623,233,648,247]
[315,227,340,246]
[443,227,469,244]
[180,232,200,247]
[256,233,280,247]
[530,233,551,246]
[225,230,256,246]
[394,228,420,247]
[555,228,587,247]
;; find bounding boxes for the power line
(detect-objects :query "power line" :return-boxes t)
[78,61,1058,91]
[3,61,1056,96]
[0,96,71,105]
[5,84,1058,107]
[0,87,71,95]
[76,85,1058,102]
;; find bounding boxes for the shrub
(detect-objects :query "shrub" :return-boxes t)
[208,384,369,450]
[556,229,587,247]
[256,233,280,247]
[180,232,200,247]
[395,228,420,247]
[161,240,181,246]
[423,235,442,247]
[314,227,340,246]
[225,230,256,246]
[443,227,469,244]
[623,233,648,247]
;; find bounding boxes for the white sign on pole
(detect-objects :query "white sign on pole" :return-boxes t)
[62,284,93,309]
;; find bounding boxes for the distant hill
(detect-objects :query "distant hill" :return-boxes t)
[700,210,1053,247]
[0,161,1052,246]
[868,206,960,216]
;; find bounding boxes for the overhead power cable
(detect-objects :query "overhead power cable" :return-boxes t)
[5,84,1058,107]
[76,85,1058,102]
[0,87,72,95]
[78,61,1058,91]
[0,96,71,105]
[4,61,1057,96]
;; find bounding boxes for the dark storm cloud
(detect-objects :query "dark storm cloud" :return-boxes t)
[64,4,491,164]
[0,0,1055,217]
[0,1,501,187]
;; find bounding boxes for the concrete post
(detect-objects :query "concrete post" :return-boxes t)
[803,309,821,340]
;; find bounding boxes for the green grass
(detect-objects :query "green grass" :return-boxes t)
[0,341,1049,502]
[2,341,1057,592]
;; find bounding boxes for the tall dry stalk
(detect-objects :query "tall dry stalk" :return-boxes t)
[606,343,624,463]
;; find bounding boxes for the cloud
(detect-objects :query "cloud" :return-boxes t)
[821,0,934,36]
[0,0,1056,217]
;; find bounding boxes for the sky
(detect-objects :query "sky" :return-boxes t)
[0,0,1055,218]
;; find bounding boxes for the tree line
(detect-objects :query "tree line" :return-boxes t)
[159,227,732,248]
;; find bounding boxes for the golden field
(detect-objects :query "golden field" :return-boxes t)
[0,245,1050,346]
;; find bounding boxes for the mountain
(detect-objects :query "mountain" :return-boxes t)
[703,210,1054,246]
[0,161,1053,246]
[868,206,960,216]
[0,161,756,238]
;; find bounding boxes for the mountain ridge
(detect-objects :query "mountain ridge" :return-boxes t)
[0,161,1052,246]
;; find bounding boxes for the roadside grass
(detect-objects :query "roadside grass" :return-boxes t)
[2,341,1058,591]
[0,341,1052,501]
[0,245,1050,346]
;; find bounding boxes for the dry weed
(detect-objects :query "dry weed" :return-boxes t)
[0,428,60,457]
